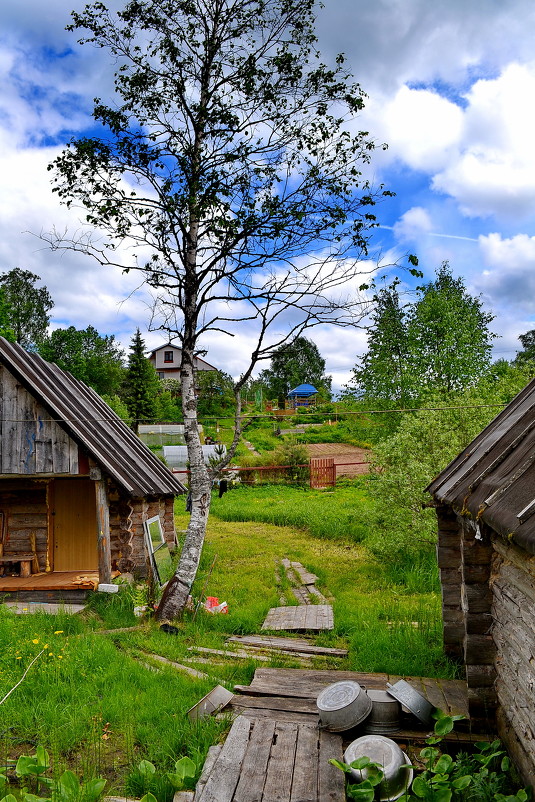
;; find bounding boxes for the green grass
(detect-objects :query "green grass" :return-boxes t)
[210,478,374,542]
[0,479,455,797]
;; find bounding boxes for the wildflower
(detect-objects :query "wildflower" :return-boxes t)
[58,655,63,660]
[54,631,63,635]
[32,638,39,644]
[49,653,53,657]
[16,656,22,660]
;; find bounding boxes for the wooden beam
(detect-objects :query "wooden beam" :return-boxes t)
[95,479,111,584]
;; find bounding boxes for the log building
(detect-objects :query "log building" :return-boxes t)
[427,379,535,786]
[0,337,185,595]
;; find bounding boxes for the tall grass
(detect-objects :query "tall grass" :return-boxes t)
[210,479,374,542]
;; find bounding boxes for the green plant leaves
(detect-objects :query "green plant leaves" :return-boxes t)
[345,779,376,802]
[167,755,197,788]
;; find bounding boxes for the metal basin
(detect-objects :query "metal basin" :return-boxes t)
[363,689,401,734]
[386,679,435,726]
[344,735,413,801]
[316,680,372,732]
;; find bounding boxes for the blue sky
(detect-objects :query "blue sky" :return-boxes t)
[1,0,535,392]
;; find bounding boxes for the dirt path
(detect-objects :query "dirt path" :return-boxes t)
[304,443,370,478]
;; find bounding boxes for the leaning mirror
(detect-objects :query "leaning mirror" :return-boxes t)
[143,516,173,586]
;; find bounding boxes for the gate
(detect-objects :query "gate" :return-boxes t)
[309,457,336,489]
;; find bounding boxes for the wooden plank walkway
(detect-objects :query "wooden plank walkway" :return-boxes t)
[262,605,333,632]
[194,715,345,802]
[229,667,490,741]
[227,635,348,658]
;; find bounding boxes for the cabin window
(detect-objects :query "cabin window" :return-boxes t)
[164,351,174,362]
[157,372,165,379]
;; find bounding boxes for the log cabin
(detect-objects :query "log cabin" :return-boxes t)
[0,337,185,599]
[427,378,535,787]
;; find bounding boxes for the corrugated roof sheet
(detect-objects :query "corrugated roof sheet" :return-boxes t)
[427,377,535,554]
[0,337,186,498]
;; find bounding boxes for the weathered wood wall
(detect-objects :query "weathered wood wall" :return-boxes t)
[437,505,535,788]
[491,536,535,785]
[0,367,79,475]
[0,479,49,570]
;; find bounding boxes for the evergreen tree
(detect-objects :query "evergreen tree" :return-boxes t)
[123,330,160,431]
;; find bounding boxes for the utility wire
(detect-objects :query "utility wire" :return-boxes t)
[0,402,508,425]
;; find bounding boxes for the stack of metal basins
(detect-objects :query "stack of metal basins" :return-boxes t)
[316,678,436,801]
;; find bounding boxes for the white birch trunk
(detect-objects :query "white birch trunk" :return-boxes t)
[156,356,212,620]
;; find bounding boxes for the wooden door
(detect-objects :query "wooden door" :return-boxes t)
[53,479,98,571]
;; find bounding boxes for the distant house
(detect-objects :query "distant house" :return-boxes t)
[0,338,185,598]
[427,378,535,788]
[286,383,318,409]
[148,343,217,381]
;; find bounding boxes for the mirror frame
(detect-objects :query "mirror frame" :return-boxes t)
[143,515,172,586]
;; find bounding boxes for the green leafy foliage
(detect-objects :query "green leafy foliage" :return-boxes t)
[366,365,532,579]
[259,337,332,405]
[38,325,125,396]
[0,268,53,349]
[345,263,496,405]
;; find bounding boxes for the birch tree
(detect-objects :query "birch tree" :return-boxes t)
[46,0,405,619]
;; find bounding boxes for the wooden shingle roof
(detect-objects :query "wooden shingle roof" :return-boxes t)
[427,378,535,555]
[0,337,185,498]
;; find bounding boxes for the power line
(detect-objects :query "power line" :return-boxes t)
[0,402,508,426]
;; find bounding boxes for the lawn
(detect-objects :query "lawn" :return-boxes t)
[0,478,454,798]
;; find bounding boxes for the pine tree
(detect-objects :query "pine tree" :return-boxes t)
[123,330,160,431]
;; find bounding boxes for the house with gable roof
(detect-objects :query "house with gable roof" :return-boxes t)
[0,337,185,598]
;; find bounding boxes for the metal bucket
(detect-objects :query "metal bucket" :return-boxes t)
[316,680,372,732]
[344,735,413,801]
[363,689,401,734]
[386,679,435,726]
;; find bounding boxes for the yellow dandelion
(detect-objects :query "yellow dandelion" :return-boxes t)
[54,631,64,635]
[16,656,22,660]
[32,638,39,644]
[58,655,63,660]
[48,653,53,657]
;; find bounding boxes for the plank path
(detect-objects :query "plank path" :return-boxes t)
[194,714,345,802]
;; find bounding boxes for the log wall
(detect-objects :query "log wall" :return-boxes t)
[437,505,535,787]
[436,507,497,729]
[0,367,79,476]
[0,479,49,571]
[491,536,535,785]
[108,488,176,574]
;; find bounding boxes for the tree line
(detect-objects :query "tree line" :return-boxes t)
[0,268,334,426]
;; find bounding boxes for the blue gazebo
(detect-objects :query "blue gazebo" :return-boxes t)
[286,383,318,409]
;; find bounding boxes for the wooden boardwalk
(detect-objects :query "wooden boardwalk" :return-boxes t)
[262,604,334,632]
[194,667,486,801]
[230,667,488,740]
[194,715,345,802]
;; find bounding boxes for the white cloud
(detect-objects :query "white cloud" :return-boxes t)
[374,87,463,172]
[477,232,535,311]
[393,207,433,242]
[432,64,535,219]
